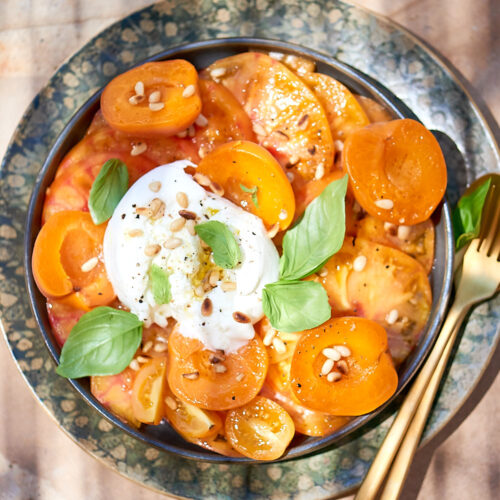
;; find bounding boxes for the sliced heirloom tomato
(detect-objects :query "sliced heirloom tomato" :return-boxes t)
[290,317,398,416]
[262,360,351,437]
[167,327,268,410]
[101,60,201,136]
[300,73,370,140]
[32,210,115,307]
[354,95,393,123]
[197,140,295,230]
[91,367,140,427]
[225,396,295,460]
[204,52,334,181]
[255,317,301,364]
[343,118,447,225]
[319,237,432,364]
[46,296,88,347]
[131,357,168,425]
[357,215,435,273]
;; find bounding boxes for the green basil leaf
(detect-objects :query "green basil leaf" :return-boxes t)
[452,178,491,250]
[150,264,171,304]
[56,306,142,378]
[194,220,241,269]
[280,175,348,280]
[262,280,331,332]
[89,159,129,224]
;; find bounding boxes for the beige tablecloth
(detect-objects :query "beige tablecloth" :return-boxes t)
[0,1,499,499]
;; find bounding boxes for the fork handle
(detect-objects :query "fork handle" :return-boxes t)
[378,318,463,500]
[355,303,468,500]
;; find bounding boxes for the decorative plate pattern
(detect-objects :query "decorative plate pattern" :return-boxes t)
[0,1,499,498]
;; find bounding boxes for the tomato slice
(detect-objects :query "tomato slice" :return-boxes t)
[225,396,295,460]
[197,140,295,230]
[101,60,201,136]
[357,215,435,273]
[300,72,369,140]
[204,52,334,181]
[32,210,115,307]
[255,317,301,364]
[167,327,268,410]
[343,119,447,225]
[131,357,168,425]
[91,367,140,428]
[319,237,432,364]
[46,297,88,347]
[262,360,351,437]
[354,95,393,123]
[164,386,222,440]
[290,317,398,415]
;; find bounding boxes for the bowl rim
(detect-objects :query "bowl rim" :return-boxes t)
[24,36,455,464]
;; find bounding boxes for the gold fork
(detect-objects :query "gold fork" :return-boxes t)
[355,176,500,500]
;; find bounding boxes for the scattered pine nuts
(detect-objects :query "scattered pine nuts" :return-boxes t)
[209,270,219,287]
[176,130,188,138]
[193,173,211,186]
[322,347,341,361]
[318,267,329,277]
[314,163,325,180]
[154,342,168,353]
[397,225,411,240]
[148,90,161,103]
[384,222,396,232]
[336,360,349,375]
[210,181,224,197]
[182,371,200,380]
[165,396,177,410]
[144,244,161,256]
[333,345,351,357]
[210,67,227,79]
[321,358,335,376]
[179,209,197,220]
[201,297,213,316]
[182,84,196,98]
[129,359,140,371]
[286,171,295,182]
[134,81,145,96]
[267,223,280,238]
[164,237,182,249]
[214,364,227,374]
[236,373,244,382]
[80,257,98,272]
[386,309,399,325]
[374,199,394,210]
[149,181,162,192]
[233,311,251,324]
[186,219,196,236]
[187,124,195,137]
[149,198,166,219]
[176,191,188,208]
[327,371,342,383]
[136,356,148,363]
[353,255,367,272]
[221,281,236,292]
[142,340,153,353]
[170,217,186,232]
[195,113,208,127]
[131,142,147,156]
[128,94,145,105]
[263,328,276,346]
[149,102,165,111]
[272,337,287,354]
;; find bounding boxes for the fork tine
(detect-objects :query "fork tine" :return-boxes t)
[478,181,497,240]
[479,183,500,255]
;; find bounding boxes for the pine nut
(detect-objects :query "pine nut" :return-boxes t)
[176,130,188,138]
[318,267,328,277]
[336,360,349,374]
[353,255,367,272]
[195,113,208,127]
[165,396,177,410]
[214,364,227,373]
[131,142,147,156]
[221,281,236,292]
[279,209,288,220]
[179,209,196,220]
[321,358,334,376]
[128,94,145,105]
[210,67,227,79]
[149,102,165,111]
[187,125,195,137]
[176,191,188,208]
[154,342,168,353]
[182,371,200,380]
[148,90,161,103]
[134,81,144,96]
[386,309,399,325]
[322,347,341,361]
[81,257,98,272]
[272,337,287,354]
[201,297,213,316]
[210,181,224,197]
[136,356,148,363]
[397,225,411,240]
[129,359,140,371]
[144,244,161,256]
[142,340,153,353]
[233,311,251,324]
[193,173,211,187]
[149,181,161,192]
[314,162,325,180]
[209,270,219,286]
[267,223,279,238]
[374,199,394,210]
[186,219,196,236]
[384,222,396,232]
[327,371,342,382]
[149,198,165,219]
[286,171,295,182]
[263,328,276,346]
[182,84,196,98]
[164,237,182,249]
[170,218,186,232]
[236,373,244,382]
[333,345,351,357]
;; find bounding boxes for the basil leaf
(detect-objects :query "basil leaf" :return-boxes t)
[452,178,491,250]
[194,220,241,269]
[56,306,142,378]
[89,159,129,224]
[280,175,348,280]
[262,280,331,332]
[150,264,171,304]
[240,183,259,208]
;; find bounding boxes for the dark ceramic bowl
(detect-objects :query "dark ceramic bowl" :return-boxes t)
[24,38,454,463]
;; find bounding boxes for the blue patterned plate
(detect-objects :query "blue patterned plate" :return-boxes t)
[1,1,499,498]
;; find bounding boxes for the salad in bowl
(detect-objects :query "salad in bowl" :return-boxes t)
[28,44,449,461]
